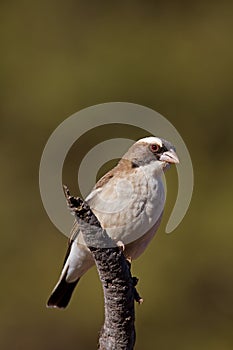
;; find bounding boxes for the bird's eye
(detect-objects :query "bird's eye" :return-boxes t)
[150,144,160,153]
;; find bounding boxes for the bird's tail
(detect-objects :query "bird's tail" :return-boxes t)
[46,275,80,309]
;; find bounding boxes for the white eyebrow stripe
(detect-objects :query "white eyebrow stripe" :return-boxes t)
[136,137,163,147]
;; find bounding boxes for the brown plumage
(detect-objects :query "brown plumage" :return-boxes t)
[47,136,179,308]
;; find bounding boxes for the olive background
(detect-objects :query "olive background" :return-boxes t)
[1,1,233,349]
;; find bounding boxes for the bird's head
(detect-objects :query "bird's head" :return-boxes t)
[123,136,179,171]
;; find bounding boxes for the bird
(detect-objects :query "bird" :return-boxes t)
[47,136,179,308]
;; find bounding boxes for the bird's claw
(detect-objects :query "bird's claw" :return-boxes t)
[116,240,125,252]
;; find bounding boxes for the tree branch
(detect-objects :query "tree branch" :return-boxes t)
[63,185,140,350]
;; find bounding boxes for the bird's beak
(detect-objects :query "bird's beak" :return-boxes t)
[160,149,179,164]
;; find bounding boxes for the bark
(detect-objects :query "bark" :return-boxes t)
[63,186,138,350]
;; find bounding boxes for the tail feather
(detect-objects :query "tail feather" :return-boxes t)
[47,237,93,309]
[47,276,79,309]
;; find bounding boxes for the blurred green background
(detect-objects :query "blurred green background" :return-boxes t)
[1,1,233,349]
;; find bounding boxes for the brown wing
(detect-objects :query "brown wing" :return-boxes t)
[63,159,136,265]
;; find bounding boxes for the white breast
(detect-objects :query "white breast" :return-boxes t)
[87,162,165,246]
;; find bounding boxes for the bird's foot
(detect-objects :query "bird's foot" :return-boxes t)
[116,240,125,252]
